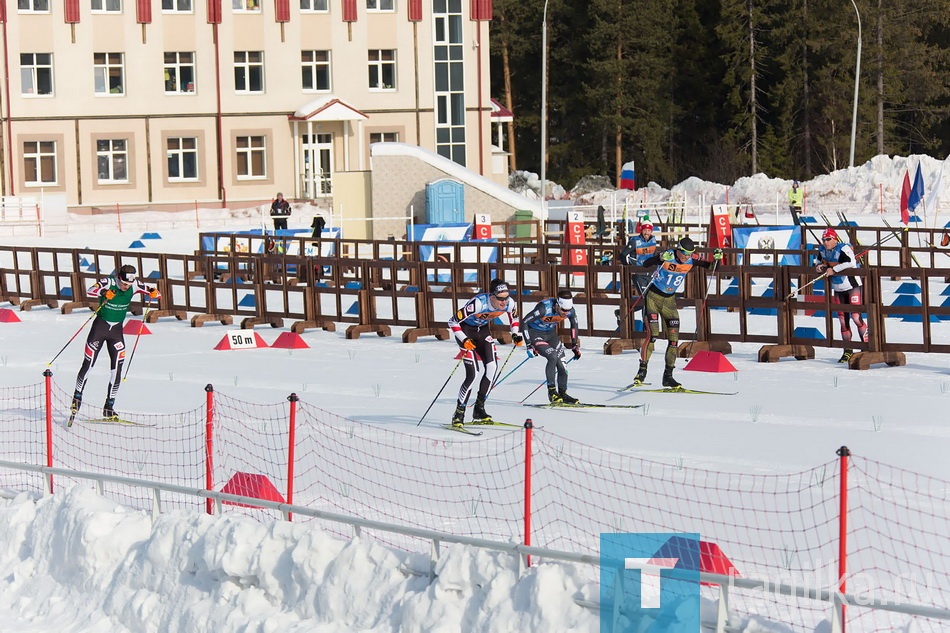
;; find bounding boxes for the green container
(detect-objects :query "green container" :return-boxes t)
[514,210,535,238]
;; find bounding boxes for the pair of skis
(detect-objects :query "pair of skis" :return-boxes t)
[68,409,154,428]
[441,420,523,436]
[616,382,737,396]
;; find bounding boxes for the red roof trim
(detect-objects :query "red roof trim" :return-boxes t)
[287,98,368,121]
[490,98,514,119]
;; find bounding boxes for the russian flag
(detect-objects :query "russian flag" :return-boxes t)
[620,160,636,190]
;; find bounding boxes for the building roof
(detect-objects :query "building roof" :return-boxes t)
[290,95,369,122]
[490,98,514,122]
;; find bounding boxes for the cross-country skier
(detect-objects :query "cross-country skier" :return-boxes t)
[620,219,659,295]
[633,237,722,388]
[447,278,521,426]
[619,219,659,326]
[816,228,867,363]
[521,289,581,404]
[72,264,160,420]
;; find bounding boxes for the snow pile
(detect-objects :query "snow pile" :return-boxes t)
[0,488,598,633]
[527,154,949,216]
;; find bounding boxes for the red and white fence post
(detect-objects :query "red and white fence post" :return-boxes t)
[205,384,215,515]
[835,445,851,633]
[286,393,298,521]
[43,369,54,493]
[523,419,534,568]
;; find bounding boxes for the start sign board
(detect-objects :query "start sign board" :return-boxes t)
[566,210,588,267]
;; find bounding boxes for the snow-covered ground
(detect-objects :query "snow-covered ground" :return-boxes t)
[0,155,948,632]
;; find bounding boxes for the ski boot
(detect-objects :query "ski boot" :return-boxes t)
[633,362,648,386]
[838,349,854,364]
[547,385,563,404]
[662,366,681,389]
[558,390,579,405]
[450,404,466,428]
[472,396,494,424]
[67,391,83,427]
[102,398,118,421]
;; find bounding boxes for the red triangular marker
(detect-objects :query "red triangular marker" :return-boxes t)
[123,320,151,335]
[271,331,310,349]
[0,308,21,323]
[683,351,737,373]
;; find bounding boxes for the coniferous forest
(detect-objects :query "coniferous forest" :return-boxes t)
[489,0,950,188]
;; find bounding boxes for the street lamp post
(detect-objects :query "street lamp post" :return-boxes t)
[848,0,862,168]
[540,0,549,229]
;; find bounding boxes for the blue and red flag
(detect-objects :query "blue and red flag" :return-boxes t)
[908,163,925,216]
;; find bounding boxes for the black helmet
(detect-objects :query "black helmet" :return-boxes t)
[678,237,696,254]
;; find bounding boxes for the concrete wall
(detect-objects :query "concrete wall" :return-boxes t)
[370,144,539,241]
[332,171,372,241]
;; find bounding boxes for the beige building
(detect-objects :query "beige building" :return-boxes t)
[0,0,512,214]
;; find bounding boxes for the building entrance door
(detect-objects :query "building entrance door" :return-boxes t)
[302,133,333,197]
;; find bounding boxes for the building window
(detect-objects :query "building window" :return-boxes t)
[368,50,396,91]
[17,0,50,12]
[167,137,198,181]
[97,139,129,183]
[20,53,54,97]
[236,136,266,178]
[91,0,121,12]
[94,53,125,95]
[299,0,328,11]
[164,52,196,94]
[433,1,465,166]
[233,0,260,12]
[370,132,399,143]
[367,0,394,11]
[301,50,331,92]
[234,52,264,93]
[23,141,57,186]
[162,0,192,11]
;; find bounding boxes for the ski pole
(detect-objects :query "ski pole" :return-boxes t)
[492,350,534,390]
[615,271,658,334]
[685,257,721,357]
[518,357,575,404]
[491,344,518,390]
[787,235,897,300]
[123,297,153,382]
[417,356,464,426]
[47,301,104,366]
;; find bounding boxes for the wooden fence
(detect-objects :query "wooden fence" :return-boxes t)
[2,224,949,369]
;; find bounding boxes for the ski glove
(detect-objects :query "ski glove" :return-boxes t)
[148,288,160,299]
[511,333,524,345]
[104,290,116,300]
[713,248,724,261]
[572,345,582,360]
[661,251,675,262]
[461,338,477,351]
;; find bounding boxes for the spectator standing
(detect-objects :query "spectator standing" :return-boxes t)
[270,193,291,232]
